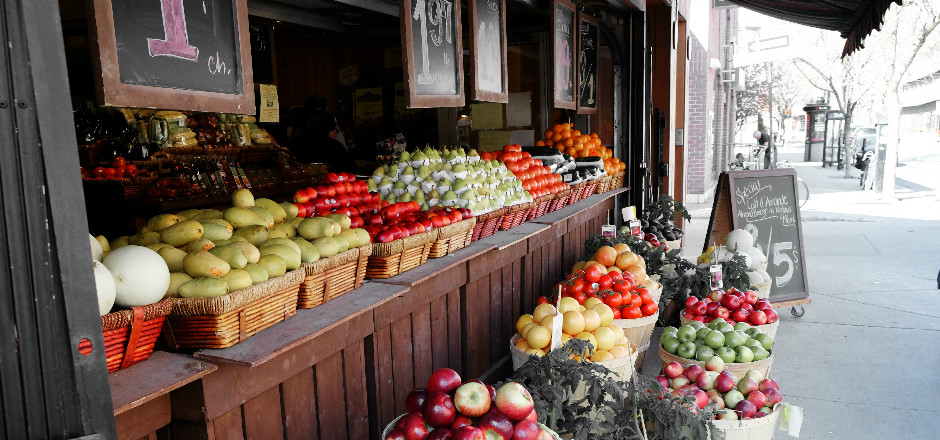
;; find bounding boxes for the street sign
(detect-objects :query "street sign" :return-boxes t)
[747,36,789,53]
[733,34,796,67]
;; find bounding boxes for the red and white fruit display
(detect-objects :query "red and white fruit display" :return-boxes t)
[654,361,784,421]
[384,368,557,440]
[682,288,780,339]
[292,172,376,221]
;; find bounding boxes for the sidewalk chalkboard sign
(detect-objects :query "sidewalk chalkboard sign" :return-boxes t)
[577,13,599,114]
[469,0,508,103]
[552,0,577,110]
[400,0,465,108]
[88,0,255,114]
[705,169,809,303]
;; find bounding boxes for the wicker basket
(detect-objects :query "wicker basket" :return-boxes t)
[710,403,783,440]
[429,217,476,258]
[613,171,625,188]
[548,189,572,212]
[162,269,304,349]
[569,181,589,203]
[658,345,774,379]
[92,299,174,373]
[366,231,434,278]
[298,244,372,309]
[612,311,660,352]
[527,195,553,220]
[594,175,612,194]
[470,208,506,242]
[498,203,530,231]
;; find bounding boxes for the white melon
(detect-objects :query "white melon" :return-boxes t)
[93,260,116,316]
[103,245,170,307]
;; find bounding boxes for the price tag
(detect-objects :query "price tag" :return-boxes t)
[778,403,804,437]
[549,287,564,351]
[709,264,724,290]
[629,219,642,236]
[601,224,616,238]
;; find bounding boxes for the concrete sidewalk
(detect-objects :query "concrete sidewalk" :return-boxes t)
[642,148,940,439]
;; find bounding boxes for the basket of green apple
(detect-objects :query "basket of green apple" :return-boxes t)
[659,319,774,379]
[654,362,784,440]
[383,368,562,440]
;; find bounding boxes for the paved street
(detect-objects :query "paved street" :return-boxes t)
[642,140,940,438]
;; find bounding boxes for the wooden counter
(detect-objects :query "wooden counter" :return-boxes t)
[143,188,625,440]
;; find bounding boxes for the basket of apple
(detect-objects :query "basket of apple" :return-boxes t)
[655,362,785,440]
[659,317,774,379]
[383,368,561,440]
[512,299,636,380]
[681,288,780,340]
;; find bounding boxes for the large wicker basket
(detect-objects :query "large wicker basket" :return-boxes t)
[548,189,572,212]
[298,244,372,308]
[429,217,476,258]
[594,175,613,194]
[366,231,434,278]
[162,269,304,349]
[93,299,174,373]
[612,310,660,352]
[470,208,506,242]
[498,203,531,231]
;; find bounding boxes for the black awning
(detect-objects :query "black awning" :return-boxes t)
[727,0,902,57]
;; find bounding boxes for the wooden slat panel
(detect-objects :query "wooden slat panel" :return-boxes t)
[503,263,518,342]
[411,304,433,390]
[489,270,503,365]
[390,316,414,416]
[114,394,169,440]
[243,387,283,440]
[343,342,369,440]
[463,277,491,378]
[211,406,244,440]
[315,351,347,439]
[372,326,396,431]
[446,289,462,376]
[429,296,449,372]
[282,368,317,440]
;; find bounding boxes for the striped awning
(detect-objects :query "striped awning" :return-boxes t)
[727,0,902,57]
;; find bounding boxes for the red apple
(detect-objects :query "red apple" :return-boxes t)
[478,410,513,439]
[705,356,725,373]
[747,390,767,409]
[454,382,491,417]
[510,419,540,440]
[716,409,738,420]
[758,378,779,393]
[486,385,498,403]
[735,399,757,419]
[427,369,461,395]
[663,361,683,379]
[691,390,708,410]
[422,392,457,428]
[764,309,779,324]
[748,310,768,326]
[494,382,534,421]
[655,375,670,389]
[705,389,725,409]
[721,295,742,310]
[525,409,537,423]
[536,429,553,440]
[103,168,117,179]
[406,388,430,413]
[426,428,453,440]
[453,426,484,440]
[708,290,723,302]
[377,230,395,243]
[754,299,771,310]
[743,290,759,305]
[385,429,407,440]
[763,388,782,407]
[731,308,750,323]
[670,376,690,390]
[696,371,718,391]
[714,373,735,393]
[683,364,704,382]
[737,377,759,395]
[294,191,310,204]
[450,415,472,431]
[705,302,721,315]
[395,412,429,440]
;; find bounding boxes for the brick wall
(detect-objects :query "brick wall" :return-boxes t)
[686,33,712,198]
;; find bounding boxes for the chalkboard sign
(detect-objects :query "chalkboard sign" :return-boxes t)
[88,0,255,114]
[552,0,577,110]
[468,0,508,103]
[400,0,465,108]
[577,12,599,114]
[705,169,809,303]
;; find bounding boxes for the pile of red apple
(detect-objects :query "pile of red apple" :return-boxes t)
[362,204,472,244]
[81,157,141,181]
[386,368,553,440]
[683,288,779,326]
[292,174,377,220]
[655,361,783,421]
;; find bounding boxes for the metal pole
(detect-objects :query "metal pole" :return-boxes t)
[767,61,775,167]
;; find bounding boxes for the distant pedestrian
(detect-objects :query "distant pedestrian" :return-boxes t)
[753,131,773,169]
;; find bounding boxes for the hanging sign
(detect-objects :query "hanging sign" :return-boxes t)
[577,12,599,114]
[88,0,255,114]
[469,0,508,103]
[400,0,465,108]
[552,0,577,110]
[705,169,809,303]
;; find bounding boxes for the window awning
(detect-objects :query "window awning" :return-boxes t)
[727,0,902,57]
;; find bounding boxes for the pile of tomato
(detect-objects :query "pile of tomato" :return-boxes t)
[540,264,659,319]
[480,144,568,198]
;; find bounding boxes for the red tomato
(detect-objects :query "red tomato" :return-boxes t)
[621,304,642,319]
[608,271,623,282]
[571,292,586,305]
[604,292,622,309]
[537,297,550,306]
[584,265,603,283]
[568,278,585,296]
[640,302,658,316]
[582,282,596,296]
[637,289,653,305]
[112,156,126,168]
[630,294,643,308]
[598,274,612,290]
[611,308,621,319]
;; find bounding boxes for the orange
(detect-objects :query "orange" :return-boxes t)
[562,122,571,130]
[572,141,583,151]
[592,349,614,362]
[615,251,638,270]
[551,133,563,143]
[562,138,573,147]
[545,129,554,138]
[592,326,616,350]
[571,129,581,138]
[516,314,534,334]
[581,310,601,333]
[515,338,531,351]
[565,147,577,156]
[552,124,564,134]
[592,246,618,267]
[535,140,546,146]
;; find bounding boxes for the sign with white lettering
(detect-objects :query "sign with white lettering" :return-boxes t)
[552,0,577,110]
[88,0,255,113]
[400,0,465,108]
[577,12,599,114]
[469,0,508,103]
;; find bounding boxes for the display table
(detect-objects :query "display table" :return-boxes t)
[110,188,626,440]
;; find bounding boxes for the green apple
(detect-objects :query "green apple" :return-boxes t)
[723,390,745,409]
[744,327,762,339]
[661,335,681,354]
[688,321,705,330]
[696,327,712,340]
[733,322,751,331]
[751,346,770,361]
[754,333,774,350]
[676,325,697,343]
[735,346,755,363]
[724,331,747,348]
[716,347,737,364]
[745,370,764,382]
[718,323,736,333]
[704,330,725,349]
[696,346,715,362]
[708,318,728,330]
[663,326,679,337]
[744,339,762,352]
[677,341,697,359]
